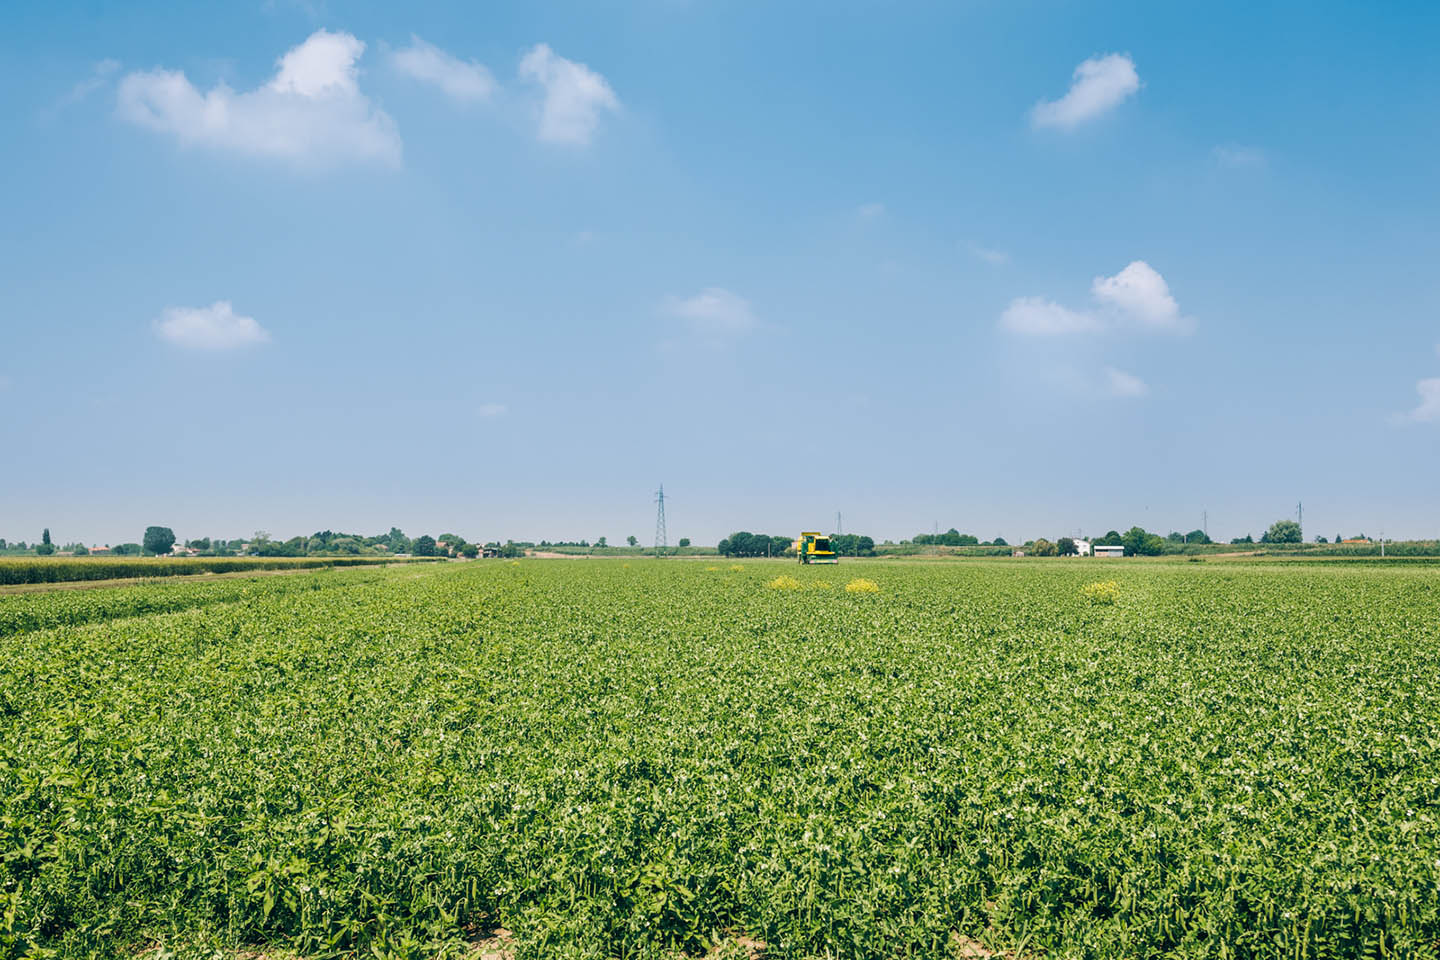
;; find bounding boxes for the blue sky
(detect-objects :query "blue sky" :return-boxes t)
[3,0,1439,547]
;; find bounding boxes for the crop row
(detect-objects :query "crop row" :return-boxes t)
[0,555,433,586]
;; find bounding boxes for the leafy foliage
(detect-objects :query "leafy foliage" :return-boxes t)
[3,560,1439,958]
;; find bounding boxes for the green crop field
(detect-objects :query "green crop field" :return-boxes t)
[4,560,1438,959]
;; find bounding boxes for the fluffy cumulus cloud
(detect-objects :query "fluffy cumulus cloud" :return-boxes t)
[154,301,270,350]
[1403,378,1440,423]
[390,36,494,102]
[117,30,401,167]
[517,43,619,145]
[1000,297,1100,335]
[1104,366,1149,398]
[662,287,757,339]
[1032,54,1139,130]
[1091,261,1190,332]
[1000,261,1190,336]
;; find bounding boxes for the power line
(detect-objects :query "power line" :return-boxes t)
[653,484,668,557]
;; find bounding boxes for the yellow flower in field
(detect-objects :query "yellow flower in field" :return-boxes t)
[845,578,880,594]
[729,564,744,572]
[623,563,631,569]
[767,575,803,591]
[1082,580,1120,605]
[509,560,520,566]
[811,580,834,589]
[705,565,721,571]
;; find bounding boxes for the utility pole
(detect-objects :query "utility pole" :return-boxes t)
[653,484,668,558]
[1203,510,1208,541]
[836,511,842,536]
[1297,501,1303,540]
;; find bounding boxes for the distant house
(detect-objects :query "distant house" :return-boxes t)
[90,545,110,554]
[1094,544,1125,558]
[1011,548,1026,558]
[1074,539,1092,556]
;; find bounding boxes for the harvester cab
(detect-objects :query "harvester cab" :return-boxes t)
[796,531,839,564]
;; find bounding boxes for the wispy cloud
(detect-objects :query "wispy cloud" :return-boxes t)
[477,402,508,418]
[1032,54,1139,130]
[390,36,494,103]
[1212,144,1267,169]
[60,59,122,106]
[1000,297,1099,335]
[857,201,885,220]
[517,43,619,145]
[154,301,271,350]
[969,244,1010,266]
[1001,261,1191,337]
[661,287,757,340]
[1401,378,1440,423]
[1104,366,1149,398]
[117,30,401,167]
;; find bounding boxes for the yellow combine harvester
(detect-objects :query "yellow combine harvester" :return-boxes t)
[795,531,839,564]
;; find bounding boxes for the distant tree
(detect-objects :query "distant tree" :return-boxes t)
[461,543,479,559]
[1261,519,1302,544]
[1095,530,1123,546]
[1335,533,1342,545]
[143,526,176,556]
[992,537,1008,547]
[1122,526,1165,556]
[716,537,731,556]
[1315,535,1328,543]
[1031,538,1058,557]
[596,536,608,548]
[1230,534,1254,545]
[42,528,52,546]
[1167,531,1185,543]
[186,537,212,551]
[1185,529,1212,544]
[36,538,55,556]
[627,535,638,547]
[412,535,438,557]
[1057,537,1078,556]
[71,543,89,556]
[678,537,691,548]
[112,542,142,555]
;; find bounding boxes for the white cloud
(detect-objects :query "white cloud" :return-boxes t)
[1212,144,1267,169]
[517,43,619,145]
[1403,378,1440,423]
[1001,261,1191,339]
[1031,53,1139,130]
[117,30,401,167]
[1104,366,1149,398]
[154,301,271,350]
[857,202,885,220]
[661,287,757,338]
[999,297,1099,335]
[969,244,1010,266]
[477,402,508,418]
[61,59,122,106]
[1092,260,1190,332]
[390,36,494,102]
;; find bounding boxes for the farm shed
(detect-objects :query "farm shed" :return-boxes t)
[1094,545,1125,558]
